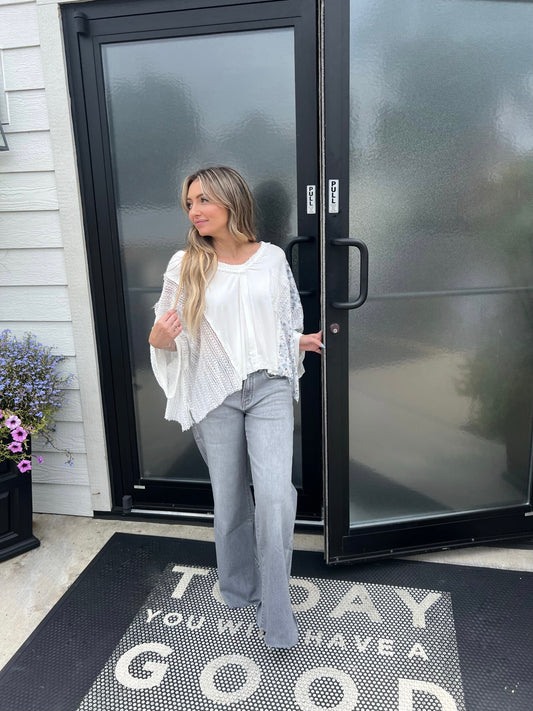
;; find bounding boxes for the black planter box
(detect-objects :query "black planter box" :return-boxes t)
[0,459,40,562]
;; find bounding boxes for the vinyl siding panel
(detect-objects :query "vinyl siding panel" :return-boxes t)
[1,248,67,285]
[2,46,44,90]
[0,211,63,247]
[4,90,49,133]
[0,172,58,210]
[54,389,83,422]
[32,483,93,516]
[0,132,54,172]
[0,0,35,8]
[0,285,71,320]
[33,421,86,454]
[0,3,40,49]
[0,321,76,354]
[32,452,89,486]
[57,356,80,389]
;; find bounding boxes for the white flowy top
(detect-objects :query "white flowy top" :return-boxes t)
[150,241,305,431]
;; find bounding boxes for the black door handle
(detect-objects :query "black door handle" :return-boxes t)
[285,235,313,268]
[330,238,369,309]
[285,236,315,297]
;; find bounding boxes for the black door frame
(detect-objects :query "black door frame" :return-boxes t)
[323,0,533,563]
[62,0,322,520]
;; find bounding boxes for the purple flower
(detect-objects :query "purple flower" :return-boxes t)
[36,456,44,464]
[7,442,23,454]
[17,460,32,473]
[5,415,21,430]
[11,427,28,443]
[0,409,3,420]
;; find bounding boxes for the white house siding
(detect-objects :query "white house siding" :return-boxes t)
[0,0,111,515]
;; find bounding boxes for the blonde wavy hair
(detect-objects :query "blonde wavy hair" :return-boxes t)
[176,166,256,335]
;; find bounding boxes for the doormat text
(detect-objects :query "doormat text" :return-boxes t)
[76,564,465,710]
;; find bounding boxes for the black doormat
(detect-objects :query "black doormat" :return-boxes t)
[0,533,531,711]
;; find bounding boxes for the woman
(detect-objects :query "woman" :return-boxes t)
[149,166,322,648]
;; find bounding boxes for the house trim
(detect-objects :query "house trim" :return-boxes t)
[36,0,112,512]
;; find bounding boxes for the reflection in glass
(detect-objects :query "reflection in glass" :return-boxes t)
[102,29,300,483]
[348,0,533,525]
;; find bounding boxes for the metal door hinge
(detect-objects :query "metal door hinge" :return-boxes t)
[73,13,90,36]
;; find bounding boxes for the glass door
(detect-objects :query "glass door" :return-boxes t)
[62,0,321,518]
[64,0,533,555]
[324,0,533,562]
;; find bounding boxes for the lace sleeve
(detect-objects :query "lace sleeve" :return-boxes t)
[285,260,306,378]
[150,253,190,400]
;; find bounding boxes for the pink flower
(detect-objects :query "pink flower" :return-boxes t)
[17,460,32,473]
[11,427,28,443]
[5,415,21,430]
[7,442,23,453]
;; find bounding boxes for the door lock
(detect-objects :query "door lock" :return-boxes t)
[329,323,340,334]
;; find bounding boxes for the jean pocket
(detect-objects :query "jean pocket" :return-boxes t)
[265,371,284,379]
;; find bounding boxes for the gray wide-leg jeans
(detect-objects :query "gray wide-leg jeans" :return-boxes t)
[192,370,298,648]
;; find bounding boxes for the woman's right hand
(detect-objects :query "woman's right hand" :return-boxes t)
[149,310,183,350]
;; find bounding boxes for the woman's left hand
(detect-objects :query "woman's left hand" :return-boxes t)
[299,331,323,353]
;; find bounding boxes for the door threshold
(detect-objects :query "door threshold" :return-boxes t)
[131,508,324,532]
[131,508,214,521]
[94,507,324,532]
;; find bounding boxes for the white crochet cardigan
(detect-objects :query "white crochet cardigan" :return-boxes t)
[150,242,305,430]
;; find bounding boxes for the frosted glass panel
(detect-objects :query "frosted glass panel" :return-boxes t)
[349,0,533,295]
[349,294,533,524]
[102,28,300,483]
[348,0,533,526]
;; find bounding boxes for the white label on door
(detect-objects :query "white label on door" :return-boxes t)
[329,179,339,213]
[306,185,316,214]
